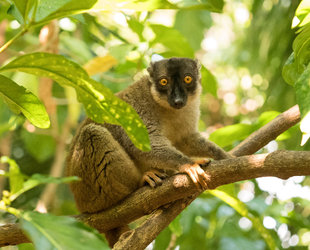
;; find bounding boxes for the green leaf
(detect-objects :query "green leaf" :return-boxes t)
[11,0,36,23]
[0,74,50,128]
[293,23,310,70]
[282,53,301,86]
[209,124,254,147]
[256,111,280,127]
[300,111,310,145]
[0,156,25,195]
[18,243,35,250]
[295,63,310,146]
[21,130,56,163]
[153,227,172,250]
[92,0,171,12]
[150,24,194,57]
[85,0,223,12]
[210,110,292,147]
[295,0,310,27]
[169,214,183,237]
[0,52,150,151]
[109,44,134,63]
[10,174,79,202]
[34,0,97,26]
[174,10,212,51]
[201,66,218,96]
[20,211,109,250]
[295,63,310,117]
[35,0,72,21]
[170,0,224,12]
[127,17,145,41]
[257,111,292,141]
[208,189,277,250]
[7,3,24,24]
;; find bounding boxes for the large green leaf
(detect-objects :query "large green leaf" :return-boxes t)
[92,0,223,12]
[35,0,72,21]
[295,0,310,27]
[171,0,224,12]
[208,190,277,250]
[295,63,310,117]
[33,0,97,26]
[295,61,310,145]
[282,53,301,86]
[210,110,292,147]
[256,111,280,127]
[0,74,50,128]
[150,24,194,57]
[10,174,78,202]
[300,111,310,145]
[209,124,254,147]
[293,23,310,70]
[174,10,212,51]
[201,66,218,96]
[0,53,150,151]
[21,211,109,250]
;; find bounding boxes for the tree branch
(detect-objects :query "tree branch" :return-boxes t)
[0,105,304,248]
[0,223,30,246]
[0,150,309,247]
[230,105,300,156]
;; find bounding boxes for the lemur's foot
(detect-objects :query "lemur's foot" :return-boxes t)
[180,162,210,190]
[140,169,167,188]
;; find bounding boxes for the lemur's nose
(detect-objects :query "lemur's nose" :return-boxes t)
[173,98,184,109]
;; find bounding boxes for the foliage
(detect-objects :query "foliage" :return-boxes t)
[282,0,310,146]
[0,52,150,151]
[0,0,309,249]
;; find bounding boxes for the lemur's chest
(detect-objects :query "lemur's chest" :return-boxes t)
[160,103,200,145]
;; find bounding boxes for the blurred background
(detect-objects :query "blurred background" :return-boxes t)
[0,0,309,249]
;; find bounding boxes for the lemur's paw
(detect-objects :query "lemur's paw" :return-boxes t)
[140,169,167,188]
[180,163,210,190]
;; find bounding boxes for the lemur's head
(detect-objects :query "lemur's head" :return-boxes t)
[147,57,201,110]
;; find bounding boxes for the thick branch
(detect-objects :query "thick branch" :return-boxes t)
[0,223,30,246]
[113,199,192,250]
[231,105,300,156]
[79,150,310,233]
[1,150,309,247]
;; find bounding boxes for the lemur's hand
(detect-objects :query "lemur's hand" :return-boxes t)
[140,169,167,188]
[180,161,210,190]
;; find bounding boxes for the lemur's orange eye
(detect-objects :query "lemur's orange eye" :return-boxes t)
[184,75,192,84]
[160,78,168,86]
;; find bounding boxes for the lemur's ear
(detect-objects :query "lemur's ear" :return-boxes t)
[147,62,154,77]
[194,59,201,70]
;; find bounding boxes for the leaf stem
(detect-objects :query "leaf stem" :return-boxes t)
[0,27,28,54]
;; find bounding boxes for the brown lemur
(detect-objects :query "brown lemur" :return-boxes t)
[66,57,231,247]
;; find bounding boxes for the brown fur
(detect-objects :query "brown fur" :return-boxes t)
[66,58,231,247]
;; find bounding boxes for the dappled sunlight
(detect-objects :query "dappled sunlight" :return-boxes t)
[257,176,309,201]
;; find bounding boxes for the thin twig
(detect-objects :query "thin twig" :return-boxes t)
[0,28,28,54]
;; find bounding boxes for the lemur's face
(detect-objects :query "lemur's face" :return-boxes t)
[147,57,201,110]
